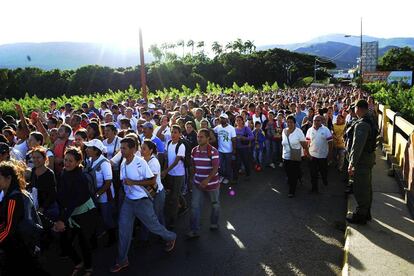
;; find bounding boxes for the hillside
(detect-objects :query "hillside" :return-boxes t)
[0,42,153,70]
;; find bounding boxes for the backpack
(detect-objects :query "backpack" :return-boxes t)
[8,189,43,256]
[167,137,192,168]
[362,115,379,153]
[83,158,110,203]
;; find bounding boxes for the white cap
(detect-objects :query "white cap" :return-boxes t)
[148,103,156,109]
[84,139,107,153]
[219,113,229,119]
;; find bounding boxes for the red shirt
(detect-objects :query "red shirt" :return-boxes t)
[191,145,220,191]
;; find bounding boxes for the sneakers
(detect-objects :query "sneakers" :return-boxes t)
[269,163,276,169]
[278,162,284,168]
[165,239,176,252]
[110,262,129,273]
[222,178,229,184]
[186,231,200,239]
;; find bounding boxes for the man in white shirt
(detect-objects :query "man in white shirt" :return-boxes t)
[306,115,333,192]
[214,114,236,184]
[161,125,188,229]
[111,137,176,273]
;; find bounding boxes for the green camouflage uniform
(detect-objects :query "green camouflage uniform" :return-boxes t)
[348,114,376,219]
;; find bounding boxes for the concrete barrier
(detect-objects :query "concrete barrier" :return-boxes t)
[377,104,414,216]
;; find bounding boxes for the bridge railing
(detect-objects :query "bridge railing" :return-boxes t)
[377,104,414,216]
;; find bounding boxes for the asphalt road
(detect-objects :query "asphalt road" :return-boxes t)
[43,163,346,276]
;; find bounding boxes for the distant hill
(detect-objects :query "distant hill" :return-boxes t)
[258,34,414,51]
[0,42,153,70]
[295,41,399,69]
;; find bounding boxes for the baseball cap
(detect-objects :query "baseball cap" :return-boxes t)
[83,139,107,153]
[219,113,229,119]
[143,122,154,129]
[148,103,156,109]
[0,142,10,154]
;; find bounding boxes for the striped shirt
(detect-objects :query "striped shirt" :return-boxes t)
[191,145,220,191]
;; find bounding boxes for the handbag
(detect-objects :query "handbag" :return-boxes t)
[285,129,302,161]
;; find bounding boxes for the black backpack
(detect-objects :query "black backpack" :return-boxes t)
[167,138,192,168]
[83,158,110,203]
[8,189,43,256]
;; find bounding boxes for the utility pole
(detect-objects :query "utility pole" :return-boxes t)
[314,58,317,82]
[139,28,147,102]
[360,17,363,87]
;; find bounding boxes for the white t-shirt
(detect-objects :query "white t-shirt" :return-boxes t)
[147,155,164,192]
[214,124,236,153]
[252,114,267,125]
[103,136,121,160]
[120,155,154,200]
[281,127,306,160]
[13,140,29,160]
[166,141,186,176]
[306,126,333,159]
[87,155,113,203]
[111,150,141,168]
[155,126,171,147]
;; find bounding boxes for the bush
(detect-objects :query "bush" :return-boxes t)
[365,82,414,123]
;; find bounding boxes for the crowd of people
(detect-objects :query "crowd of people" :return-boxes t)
[0,87,378,275]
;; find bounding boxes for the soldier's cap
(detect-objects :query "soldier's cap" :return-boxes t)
[355,99,369,109]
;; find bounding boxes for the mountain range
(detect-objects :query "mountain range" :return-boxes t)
[1,34,414,70]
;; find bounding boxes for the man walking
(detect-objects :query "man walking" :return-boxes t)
[187,129,220,238]
[306,115,333,192]
[214,114,236,184]
[347,100,377,224]
[111,137,176,273]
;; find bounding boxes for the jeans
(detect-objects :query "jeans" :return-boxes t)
[309,157,328,191]
[117,197,176,265]
[164,175,187,228]
[190,185,220,233]
[140,189,166,241]
[265,140,282,165]
[219,152,233,181]
[253,148,263,166]
[284,159,301,195]
[236,147,252,177]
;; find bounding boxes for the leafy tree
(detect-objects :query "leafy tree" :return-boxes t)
[177,40,185,58]
[187,40,195,56]
[211,41,223,57]
[378,47,414,71]
[149,44,163,62]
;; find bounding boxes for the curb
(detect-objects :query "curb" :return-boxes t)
[342,195,351,276]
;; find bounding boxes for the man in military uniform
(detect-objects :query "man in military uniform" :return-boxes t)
[347,99,377,224]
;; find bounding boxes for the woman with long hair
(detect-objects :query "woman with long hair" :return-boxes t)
[54,147,98,276]
[0,160,47,274]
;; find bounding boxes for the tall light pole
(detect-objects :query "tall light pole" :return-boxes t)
[360,17,363,87]
[139,28,148,102]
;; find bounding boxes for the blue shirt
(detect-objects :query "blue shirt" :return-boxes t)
[295,111,307,128]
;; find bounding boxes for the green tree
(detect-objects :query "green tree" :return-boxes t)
[244,40,256,54]
[187,40,195,56]
[149,44,163,62]
[378,47,414,71]
[177,40,185,58]
[211,41,223,57]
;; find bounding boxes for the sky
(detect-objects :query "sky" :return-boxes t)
[1,0,413,49]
